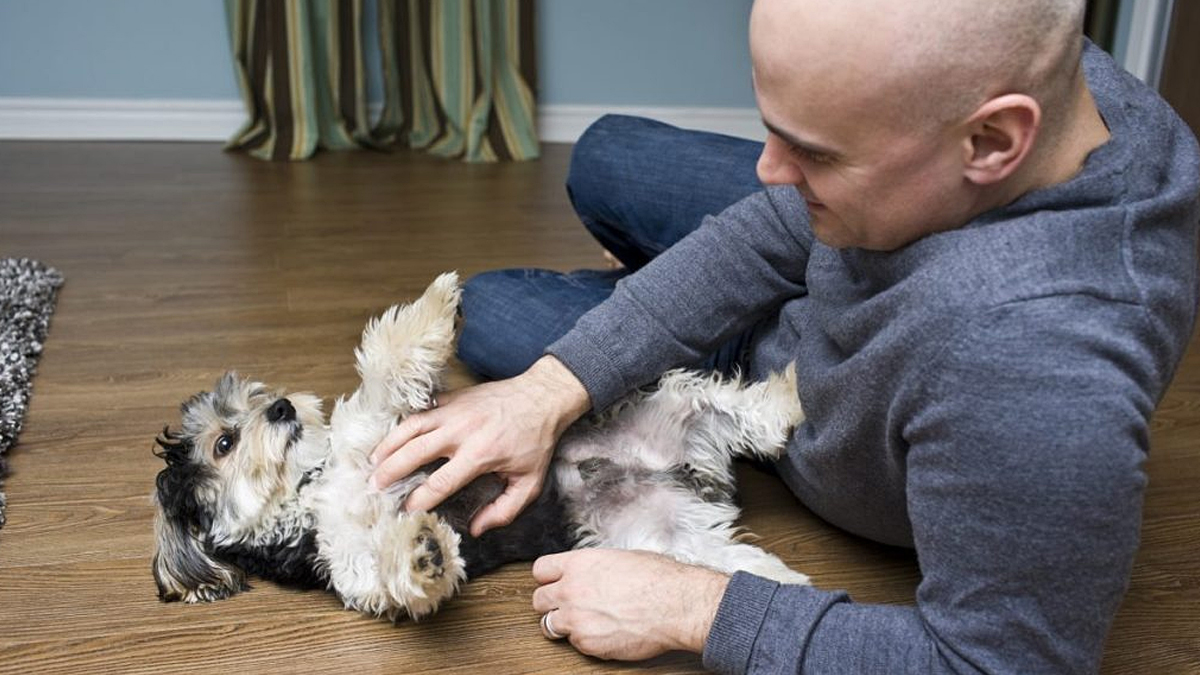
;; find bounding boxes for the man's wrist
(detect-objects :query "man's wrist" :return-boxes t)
[677,567,731,653]
[523,355,591,432]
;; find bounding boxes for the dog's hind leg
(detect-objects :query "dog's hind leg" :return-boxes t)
[592,489,811,586]
[685,537,811,586]
[657,364,804,464]
[601,365,802,497]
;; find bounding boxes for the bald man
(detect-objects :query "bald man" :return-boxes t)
[371,0,1200,671]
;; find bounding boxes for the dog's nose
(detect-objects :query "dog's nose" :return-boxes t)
[267,398,296,423]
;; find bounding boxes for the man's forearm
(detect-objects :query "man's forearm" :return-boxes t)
[546,188,812,412]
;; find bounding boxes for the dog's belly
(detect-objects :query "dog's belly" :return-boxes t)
[443,475,577,578]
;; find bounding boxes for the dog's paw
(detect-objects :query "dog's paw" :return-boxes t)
[748,362,805,461]
[412,526,446,580]
[754,564,812,586]
[765,362,805,429]
[378,511,465,619]
[717,545,812,587]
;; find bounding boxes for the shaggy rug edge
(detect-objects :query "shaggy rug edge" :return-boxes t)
[0,258,65,529]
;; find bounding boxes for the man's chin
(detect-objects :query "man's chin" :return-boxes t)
[810,216,856,249]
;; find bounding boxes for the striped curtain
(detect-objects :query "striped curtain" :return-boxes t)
[224,0,538,162]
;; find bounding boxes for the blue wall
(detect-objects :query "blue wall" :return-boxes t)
[0,0,237,99]
[539,0,755,107]
[0,0,757,108]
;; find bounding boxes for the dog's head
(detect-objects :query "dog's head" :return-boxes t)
[151,372,327,602]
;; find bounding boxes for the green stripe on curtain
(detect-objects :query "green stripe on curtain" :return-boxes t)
[228,0,538,162]
[308,0,375,149]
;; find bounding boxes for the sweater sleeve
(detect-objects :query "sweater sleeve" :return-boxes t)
[546,186,813,411]
[704,295,1154,674]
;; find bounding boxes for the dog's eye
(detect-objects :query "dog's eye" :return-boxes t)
[214,434,235,457]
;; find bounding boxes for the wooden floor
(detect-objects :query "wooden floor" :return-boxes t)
[0,141,1197,674]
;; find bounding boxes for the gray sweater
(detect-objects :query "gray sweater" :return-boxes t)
[546,43,1200,674]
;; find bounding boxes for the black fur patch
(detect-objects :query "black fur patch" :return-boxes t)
[669,463,735,504]
[437,476,578,579]
[153,428,216,531]
[577,457,621,486]
[211,530,325,590]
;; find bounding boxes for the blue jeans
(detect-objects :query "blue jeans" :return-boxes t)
[457,115,766,381]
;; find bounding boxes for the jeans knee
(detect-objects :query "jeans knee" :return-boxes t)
[456,270,549,381]
[456,271,506,377]
[567,115,670,221]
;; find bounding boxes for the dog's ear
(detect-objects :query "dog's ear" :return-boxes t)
[151,507,248,602]
[151,429,248,602]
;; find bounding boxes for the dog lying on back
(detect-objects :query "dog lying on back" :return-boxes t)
[151,273,810,620]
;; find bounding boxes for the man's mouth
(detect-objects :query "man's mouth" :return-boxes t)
[797,189,823,209]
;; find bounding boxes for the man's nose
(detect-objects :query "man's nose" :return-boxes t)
[756,134,805,186]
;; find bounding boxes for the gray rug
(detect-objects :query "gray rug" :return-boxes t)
[0,258,64,529]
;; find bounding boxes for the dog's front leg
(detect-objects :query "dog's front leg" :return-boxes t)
[354,272,461,421]
[315,274,465,620]
[376,510,466,619]
[327,272,462,468]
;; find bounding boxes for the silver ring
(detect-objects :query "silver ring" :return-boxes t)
[540,610,566,640]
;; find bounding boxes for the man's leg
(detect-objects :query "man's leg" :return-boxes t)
[567,115,766,270]
[458,115,765,381]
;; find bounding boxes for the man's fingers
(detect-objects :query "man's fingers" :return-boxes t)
[404,456,477,513]
[469,477,541,537]
[531,580,559,613]
[370,412,435,466]
[531,551,572,584]
[370,425,450,489]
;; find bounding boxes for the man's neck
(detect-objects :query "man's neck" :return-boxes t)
[1041,81,1111,186]
[1014,79,1112,201]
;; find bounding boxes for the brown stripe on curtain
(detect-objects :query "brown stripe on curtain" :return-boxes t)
[337,0,359,136]
[268,0,294,161]
[241,0,273,152]
[395,0,414,141]
[487,106,510,162]
[518,0,537,99]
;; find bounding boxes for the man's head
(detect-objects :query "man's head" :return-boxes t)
[750,0,1088,250]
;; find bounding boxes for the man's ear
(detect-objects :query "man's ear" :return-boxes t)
[960,94,1041,186]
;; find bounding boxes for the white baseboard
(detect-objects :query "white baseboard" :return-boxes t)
[0,97,765,144]
[0,98,246,141]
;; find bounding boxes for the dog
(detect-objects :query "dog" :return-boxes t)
[151,272,810,621]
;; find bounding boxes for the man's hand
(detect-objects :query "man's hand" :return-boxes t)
[369,355,590,536]
[531,549,730,660]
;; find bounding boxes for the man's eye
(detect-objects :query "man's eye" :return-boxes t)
[214,434,235,457]
[791,145,834,165]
